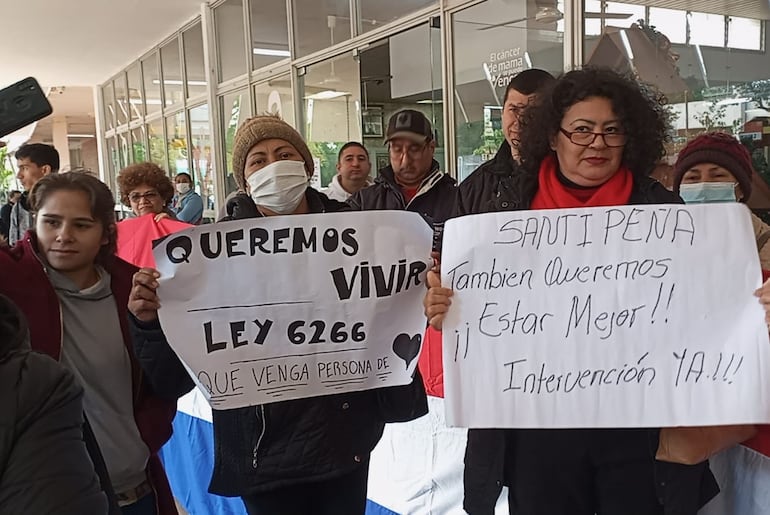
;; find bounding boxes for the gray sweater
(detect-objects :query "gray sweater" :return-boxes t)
[48,267,150,494]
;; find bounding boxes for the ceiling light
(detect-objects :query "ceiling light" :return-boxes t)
[152,79,207,86]
[68,134,95,138]
[417,99,443,104]
[253,47,290,57]
[305,90,351,100]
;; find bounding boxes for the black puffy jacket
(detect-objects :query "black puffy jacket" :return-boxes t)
[130,188,428,497]
[0,295,108,515]
[460,172,720,514]
[455,141,524,217]
[348,161,457,225]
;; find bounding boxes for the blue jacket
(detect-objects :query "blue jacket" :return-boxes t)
[172,191,204,224]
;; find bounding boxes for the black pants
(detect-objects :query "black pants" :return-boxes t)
[505,428,707,515]
[242,463,369,515]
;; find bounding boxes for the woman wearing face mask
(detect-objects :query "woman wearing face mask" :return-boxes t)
[171,173,204,224]
[127,115,427,515]
[672,131,770,269]
[425,68,720,515]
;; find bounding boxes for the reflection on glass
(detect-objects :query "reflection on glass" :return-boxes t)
[142,54,162,114]
[582,0,770,191]
[147,120,167,168]
[107,137,119,178]
[215,0,247,82]
[221,89,251,194]
[254,76,294,123]
[103,83,115,131]
[161,38,183,106]
[114,76,128,126]
[132,126,147,163]
[118,132,129,168]
[301,53,361,188]
[292,0,351,58]
[184,23,207,98]
[359,0,436,34]
[167,112,188,175]
[452,0,563,182]
[249,0,290,69]
[127,63,143,119]
[189,104,214,209]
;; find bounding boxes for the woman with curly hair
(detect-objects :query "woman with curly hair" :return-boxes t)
[117,163,175,220]
[424,68,719,514]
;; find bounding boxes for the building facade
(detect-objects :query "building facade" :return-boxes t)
[98,0,770,214]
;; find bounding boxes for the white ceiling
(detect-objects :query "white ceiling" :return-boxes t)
[0,0,203,89]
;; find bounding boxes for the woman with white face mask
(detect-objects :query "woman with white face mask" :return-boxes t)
[126,115,427,515]
[171,173,204,224]
[672,131,770,269]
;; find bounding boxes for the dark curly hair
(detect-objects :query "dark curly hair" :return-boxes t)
[29,170,117,263]
[116,162,174,208]
[518,67,669,193]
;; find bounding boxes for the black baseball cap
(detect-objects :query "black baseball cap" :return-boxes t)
[385,109,433,144]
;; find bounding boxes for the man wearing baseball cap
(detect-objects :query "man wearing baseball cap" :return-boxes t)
[348,109,456,225]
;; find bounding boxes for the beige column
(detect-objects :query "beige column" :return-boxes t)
[52,117,70,171]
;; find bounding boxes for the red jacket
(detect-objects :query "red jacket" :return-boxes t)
[0,232,177,515]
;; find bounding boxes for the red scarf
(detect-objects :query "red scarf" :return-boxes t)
[530,155,633,209]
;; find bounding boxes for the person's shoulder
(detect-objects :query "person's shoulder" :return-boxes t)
[635,176,682,204]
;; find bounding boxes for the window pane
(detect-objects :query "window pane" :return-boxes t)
[359,0,436,34]
[300,52,361,188]
[132,126,147,162]
[292,0,351,58]
[147,120,167,167]
[605,2,645,29]
[189,104,215,211]
[249,0,290,69]
[648,8,686,44]
[161,38,183,106]
[254,75,294,122]
[103,83,115,131]
[452,0,563,182]
[167,112,188,175]
[215,0,247,82]
[728,17,762,51]
[107,137,119,176]
[184,22,207,98]
[142,54,162,115]
[584,0,601,37]
[689,12,725,47]
[220,89,251,195]
[114,77,128,126]
[127,63,143,119]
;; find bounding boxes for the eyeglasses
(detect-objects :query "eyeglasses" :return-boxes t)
[129,191,160,203]
[559,128,627,148]
[389,143,428,159]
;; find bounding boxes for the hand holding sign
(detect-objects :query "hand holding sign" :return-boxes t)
[129,268,162,322]
[153,211,433,409]
[424,269,452,331]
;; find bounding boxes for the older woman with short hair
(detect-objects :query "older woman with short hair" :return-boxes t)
[117,163,175,220]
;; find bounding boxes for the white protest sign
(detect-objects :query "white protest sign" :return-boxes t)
[441,203,770,428]
[153,211,432,410]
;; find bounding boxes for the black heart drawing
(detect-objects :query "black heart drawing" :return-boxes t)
[392,333,421,369]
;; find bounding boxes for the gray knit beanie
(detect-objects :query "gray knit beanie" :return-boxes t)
[232,115,314,191]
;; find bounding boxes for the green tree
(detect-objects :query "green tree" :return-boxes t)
[0,146,17,194]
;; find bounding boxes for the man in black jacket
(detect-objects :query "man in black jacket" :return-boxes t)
[455,69,554,216]
[348,109,456,226]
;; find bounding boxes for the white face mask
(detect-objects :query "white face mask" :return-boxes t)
[176,183,191,194]
[246,160,308,215]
